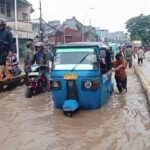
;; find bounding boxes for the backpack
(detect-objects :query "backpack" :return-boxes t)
[125,48,132,58]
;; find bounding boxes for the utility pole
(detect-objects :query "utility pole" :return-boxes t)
[82,7,94,42]
[15,0,19,62]
[39,0,43,42]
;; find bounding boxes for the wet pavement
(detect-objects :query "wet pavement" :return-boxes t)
[0,69,150,150]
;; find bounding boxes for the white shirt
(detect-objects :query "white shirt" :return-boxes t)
[137,49,144,59]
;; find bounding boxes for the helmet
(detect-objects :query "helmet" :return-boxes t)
[0,18,6,25]
[35,42,44,47]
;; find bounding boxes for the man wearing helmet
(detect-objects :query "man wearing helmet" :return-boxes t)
[31,42,47,65]
[31,42,50,88]
[0,18,13,80]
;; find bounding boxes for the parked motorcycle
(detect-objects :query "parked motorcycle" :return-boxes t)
[26,64,49,98]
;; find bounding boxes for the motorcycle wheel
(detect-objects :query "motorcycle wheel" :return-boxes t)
[41,81,49,92]
[26,88,32,98]
[42,87,47,93]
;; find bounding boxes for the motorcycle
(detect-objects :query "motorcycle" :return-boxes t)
[26,64,49,98]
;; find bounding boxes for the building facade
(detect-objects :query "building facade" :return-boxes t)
[95,28,109,42]
[108,31,126,43]
[0,0,34,56]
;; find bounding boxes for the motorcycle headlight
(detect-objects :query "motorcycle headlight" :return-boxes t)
[29,77,35,81]
[52,81,59,88]
[51,80,61,90]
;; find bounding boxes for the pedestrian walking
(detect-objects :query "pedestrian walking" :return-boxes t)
[112,53,128,93]
[24,41,35,75]
[124,44,135,68]
[137,47,145,64]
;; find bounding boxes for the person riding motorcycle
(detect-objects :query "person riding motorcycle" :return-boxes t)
[31,42,50,88]
[0,18,13,80]
[31,42,48,66]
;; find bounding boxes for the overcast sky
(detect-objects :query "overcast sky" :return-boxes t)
[29,0,150,32]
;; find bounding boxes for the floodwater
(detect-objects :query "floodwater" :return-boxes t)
[0,69,150,150]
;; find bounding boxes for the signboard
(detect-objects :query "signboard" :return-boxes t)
[11,30,34,39]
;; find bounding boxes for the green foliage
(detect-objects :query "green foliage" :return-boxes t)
[126,14,150,44]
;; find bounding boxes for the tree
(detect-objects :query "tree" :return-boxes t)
[126,14,150,44]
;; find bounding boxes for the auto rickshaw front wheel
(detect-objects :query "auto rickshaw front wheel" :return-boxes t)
[63,111,73,117]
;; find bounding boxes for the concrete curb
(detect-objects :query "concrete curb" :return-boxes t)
[133,63,150,105]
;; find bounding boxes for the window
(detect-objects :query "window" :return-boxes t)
[99,49,112,74]
[23,13,28,21]
[0,0,5,15]
[6,2,11,17]
[99,49,107,74]
[0,7,5,15]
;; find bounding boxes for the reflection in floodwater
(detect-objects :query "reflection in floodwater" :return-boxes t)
[0,69,150,150]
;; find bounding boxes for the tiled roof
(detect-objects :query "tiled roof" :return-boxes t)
[19,0,31,5]
[59,17,83,31]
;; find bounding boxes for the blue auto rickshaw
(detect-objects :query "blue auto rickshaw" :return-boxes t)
[50,42,114,117]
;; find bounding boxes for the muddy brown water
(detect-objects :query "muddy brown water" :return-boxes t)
[0,69,150,150]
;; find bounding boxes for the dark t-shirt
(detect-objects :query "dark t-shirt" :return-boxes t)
[0,29,13,52]
[31,51,47,65]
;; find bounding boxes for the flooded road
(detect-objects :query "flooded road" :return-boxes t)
[0,69,150,150]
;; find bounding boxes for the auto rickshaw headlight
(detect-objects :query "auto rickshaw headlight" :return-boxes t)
[83,80,99,90]
[84,81,92,89]
[51,80,61,90]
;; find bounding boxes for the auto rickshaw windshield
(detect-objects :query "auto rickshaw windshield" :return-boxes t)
[54,48,97,64]
[53,48,98,70]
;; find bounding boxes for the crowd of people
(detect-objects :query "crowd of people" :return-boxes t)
[24,40,52,88]
[0,18,147,95]
[0,18,52,82]
[111,44,145,94]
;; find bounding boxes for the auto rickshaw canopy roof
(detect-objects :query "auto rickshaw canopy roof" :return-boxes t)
[54,42,109,49]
